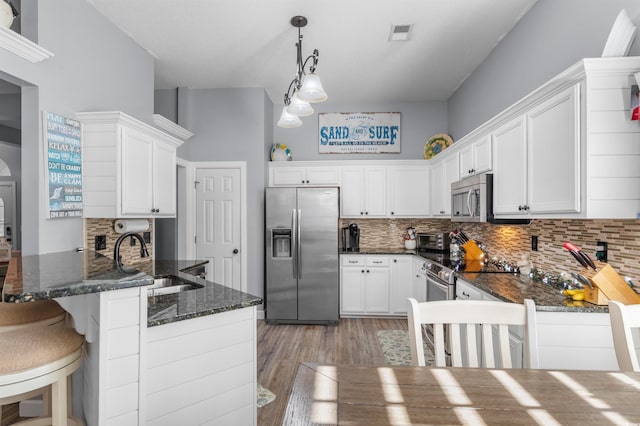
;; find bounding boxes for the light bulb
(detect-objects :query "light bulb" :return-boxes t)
[277,106,302,128]
[297,73,328,103]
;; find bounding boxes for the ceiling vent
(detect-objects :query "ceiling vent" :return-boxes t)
[388,24,413,41]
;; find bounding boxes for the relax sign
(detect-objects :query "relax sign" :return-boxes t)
[318,112,400,154]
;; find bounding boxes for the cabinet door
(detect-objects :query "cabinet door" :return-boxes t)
[456,279,482,300]
[365,267,390,313]
[341,167,365,217]
[527,84,580,213]
[340,267,367,314]
[272,167,307,186]
[389,167,429,217]
[473,135,493,175]
[306,167,339,185]
[390,257,414,314]
[121,127,154,215]
[492,116,527,215]
[153,140,177,216]
[364,167,387,217]
[459,145,474,178]
[430,161,446,216]
[432,153,460,216]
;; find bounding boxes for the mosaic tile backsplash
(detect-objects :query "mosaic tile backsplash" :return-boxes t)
[339,218,640,281]
[84,218,153,265]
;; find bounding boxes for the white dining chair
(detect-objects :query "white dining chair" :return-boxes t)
[408,298,539,368]
[608,301,640,372]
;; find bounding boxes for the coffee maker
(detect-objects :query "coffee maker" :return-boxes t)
[341,223,360,252]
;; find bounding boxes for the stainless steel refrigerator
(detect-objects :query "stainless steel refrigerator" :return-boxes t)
[265,187,339,325]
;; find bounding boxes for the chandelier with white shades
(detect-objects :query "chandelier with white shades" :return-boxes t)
[277,16,328,128]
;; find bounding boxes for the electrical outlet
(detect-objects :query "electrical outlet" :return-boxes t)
[130,236,136,246]
[143,231,151,244]
[94,235,107,251]
[531,235,538,251]
[595,240,608,262]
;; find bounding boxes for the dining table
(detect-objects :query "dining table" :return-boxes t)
[283,362,640,425]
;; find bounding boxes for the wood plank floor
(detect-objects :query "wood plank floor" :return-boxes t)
[257,317,408,426]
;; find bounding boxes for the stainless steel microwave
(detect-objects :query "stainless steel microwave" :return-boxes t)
[451,174,493,222]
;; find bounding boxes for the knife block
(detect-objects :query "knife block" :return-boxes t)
[462,240,485,261]
[582,263,640,305]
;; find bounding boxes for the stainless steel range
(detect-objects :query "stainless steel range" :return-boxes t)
[417,254,456,302]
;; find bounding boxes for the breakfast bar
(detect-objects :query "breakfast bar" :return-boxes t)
[1,250,263,425]
[284,362,640,425]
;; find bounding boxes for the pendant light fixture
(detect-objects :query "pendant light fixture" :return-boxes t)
[277,15,328,128]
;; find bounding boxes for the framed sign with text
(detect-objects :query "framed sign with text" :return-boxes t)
[319,112,400,154]
[43,111,83,219]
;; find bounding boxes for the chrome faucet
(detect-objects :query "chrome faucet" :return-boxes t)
[113,232,149,266]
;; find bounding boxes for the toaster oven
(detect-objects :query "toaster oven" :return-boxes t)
[416,232,450,252]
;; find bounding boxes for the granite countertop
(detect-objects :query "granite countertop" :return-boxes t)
[340,247,609,313]
[2,250,154,302]
[1,250,263,327]
[146,273,262,327]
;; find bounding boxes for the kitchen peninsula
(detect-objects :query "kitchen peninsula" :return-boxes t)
[2,250,262,426]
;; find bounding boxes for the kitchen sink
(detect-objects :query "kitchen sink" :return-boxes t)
[147,275,204,297]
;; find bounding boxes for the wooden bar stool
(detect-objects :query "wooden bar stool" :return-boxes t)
[0,327,84,425]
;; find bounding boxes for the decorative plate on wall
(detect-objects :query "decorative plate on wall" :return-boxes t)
[271,143,292,161]
[424,133,453,159]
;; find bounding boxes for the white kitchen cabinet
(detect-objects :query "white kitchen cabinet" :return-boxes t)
[341,166,387,217]
[388,166,430,217]
[78,111,184,218]
[493,85,580,216]
[492,116,527,215]
[390,256,414,314]
[270,165,339,186]
[430,152,460,216]
[459,135,492,178]
[340,255,390,316]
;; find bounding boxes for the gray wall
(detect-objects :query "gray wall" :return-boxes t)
[171,87,269,297]
[273,101,447,160]
[448,0,640,141]
[0,0,155,255]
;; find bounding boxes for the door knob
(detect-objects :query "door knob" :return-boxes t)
[233,249,239,254]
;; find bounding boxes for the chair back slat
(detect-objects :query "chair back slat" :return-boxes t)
[408,298,538,369]
[608,301,640,372]
[464,323,479,368]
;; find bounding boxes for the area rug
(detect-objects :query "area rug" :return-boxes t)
[257,384,276,408]
[377,329,435,366]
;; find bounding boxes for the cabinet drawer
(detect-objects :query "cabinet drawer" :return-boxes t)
[342,256,365,267]
[366,256,389,267]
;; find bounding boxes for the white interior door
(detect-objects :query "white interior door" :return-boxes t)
[195,168,241,290]
[0,181,17,249]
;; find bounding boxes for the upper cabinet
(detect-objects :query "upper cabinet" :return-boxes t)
[388,166,430,217]
[341,166,387,218]
[458,135,492,178]
[493,87,580,216]
[78,111,185,218]
[269,164,339,186]
[430,151,459,216]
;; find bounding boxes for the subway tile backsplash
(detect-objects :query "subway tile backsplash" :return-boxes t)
[340,218,640,280]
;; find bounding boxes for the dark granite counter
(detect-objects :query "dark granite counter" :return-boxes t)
[1,251,263,327]
[146,274,262,327]
[456,272,608,314]
[2,250,154,302]
[340,248,608,313]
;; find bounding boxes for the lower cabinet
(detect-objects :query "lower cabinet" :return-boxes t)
[456,278,524,368]
[340,255,422,316]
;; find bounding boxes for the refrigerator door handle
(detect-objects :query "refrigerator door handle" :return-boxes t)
[297,208,302,279]
[292,209,297,279]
